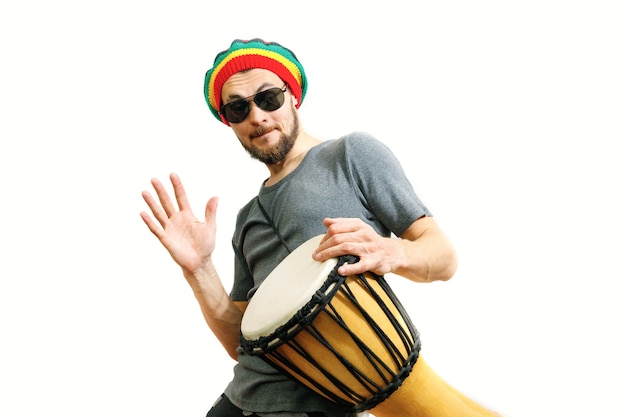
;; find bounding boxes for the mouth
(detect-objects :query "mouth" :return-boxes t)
[251,126,274,140]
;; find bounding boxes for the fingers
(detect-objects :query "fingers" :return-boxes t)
[321,217,362,233]
[141,188,169,228]
[141,174,218,237]
[140,174,184,236]
[150,176,177,218]
[314,218,373,259]
[318,218,363,246]
[141,173,190,220]
[145,173,190,218]
[318,218,374,248]
[337,259,369,277]
[170,173,191,212]
[139,210,164,239]
[313,218,391,276]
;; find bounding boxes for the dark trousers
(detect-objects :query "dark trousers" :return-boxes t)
[206,394,350,417]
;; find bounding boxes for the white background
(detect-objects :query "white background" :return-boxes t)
[1,1,624,416]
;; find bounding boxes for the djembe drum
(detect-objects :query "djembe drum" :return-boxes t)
[240,235,497,416]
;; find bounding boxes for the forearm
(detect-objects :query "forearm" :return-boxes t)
[394,218,458,283]
[393,234,457,282]
[183,262,243,360]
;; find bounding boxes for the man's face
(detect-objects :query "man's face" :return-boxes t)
[221,69,300,165]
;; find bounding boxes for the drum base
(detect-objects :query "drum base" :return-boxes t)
[369,356,499,417]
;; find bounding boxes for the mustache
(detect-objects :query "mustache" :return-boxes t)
[251,125,275,139]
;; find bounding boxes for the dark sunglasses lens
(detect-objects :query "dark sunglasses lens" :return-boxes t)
[222,101,249,124]
[254,88,285,111]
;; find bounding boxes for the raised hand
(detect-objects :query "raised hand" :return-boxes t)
[140,173,218,274]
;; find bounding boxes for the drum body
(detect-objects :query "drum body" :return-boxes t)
[240,235,497,417]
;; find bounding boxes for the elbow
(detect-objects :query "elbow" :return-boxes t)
[439,262,457,281]
[432,246,458,282]
[441,247,458,281]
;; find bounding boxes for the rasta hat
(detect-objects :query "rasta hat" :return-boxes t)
[204,38,308,125]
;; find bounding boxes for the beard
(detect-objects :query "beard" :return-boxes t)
[241,105,300,165]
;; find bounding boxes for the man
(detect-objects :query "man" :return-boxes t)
[140,38,463,417]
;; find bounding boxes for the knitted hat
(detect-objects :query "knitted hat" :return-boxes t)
[204,38,308,125]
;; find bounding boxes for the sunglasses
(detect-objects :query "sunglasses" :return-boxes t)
[220,85,288,124]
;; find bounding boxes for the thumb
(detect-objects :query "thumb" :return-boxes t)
[205,196,219,223]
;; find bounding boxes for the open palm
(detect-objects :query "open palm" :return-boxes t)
[140,173,218,274]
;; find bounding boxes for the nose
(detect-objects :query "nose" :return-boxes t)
[245,101,269,124]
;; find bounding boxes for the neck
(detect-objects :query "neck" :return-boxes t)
[264,131,321,187]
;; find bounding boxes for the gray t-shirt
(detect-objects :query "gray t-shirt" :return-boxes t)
[224,132,431,414]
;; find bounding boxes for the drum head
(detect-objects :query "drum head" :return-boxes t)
[241,234,338,340]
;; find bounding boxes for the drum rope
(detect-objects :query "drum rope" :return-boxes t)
[351,275,417,356]
[335,280,409,371]
[269,330,368,408]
